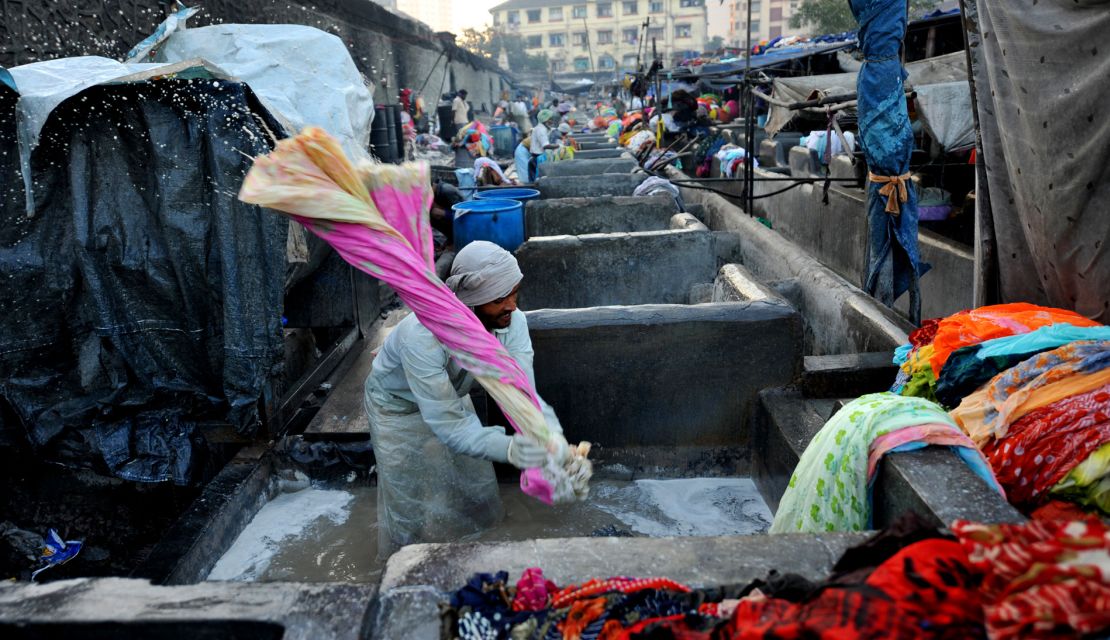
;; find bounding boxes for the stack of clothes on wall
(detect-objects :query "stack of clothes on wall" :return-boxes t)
[892,303,1109,519]
[442,516,1110,639]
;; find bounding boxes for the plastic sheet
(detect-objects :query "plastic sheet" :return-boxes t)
[0,78,287,483]
[152,24,375,160]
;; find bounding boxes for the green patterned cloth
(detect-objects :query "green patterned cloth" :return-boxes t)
[770,392,957,534]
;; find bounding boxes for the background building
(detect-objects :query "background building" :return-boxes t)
[725,0,805,46]
[489,0,708,76]
[397,0,455,33]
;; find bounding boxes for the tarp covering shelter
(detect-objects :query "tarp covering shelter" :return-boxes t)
[960,0,1110,323]
[0,61,288,484]
[851,0,926,324]
[764,50,972,150]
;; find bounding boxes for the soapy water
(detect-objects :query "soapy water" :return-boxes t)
[208,478,772,583]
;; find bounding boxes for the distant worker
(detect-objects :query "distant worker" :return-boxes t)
[363,242,565,556]
[529,109,559,179]
[452,89,470,127]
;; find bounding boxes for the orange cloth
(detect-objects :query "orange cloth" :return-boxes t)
[953,368,1110,445]
[928,303,1099,375]
[559,597,608,640]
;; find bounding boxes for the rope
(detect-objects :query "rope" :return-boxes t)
[868,171,912,214]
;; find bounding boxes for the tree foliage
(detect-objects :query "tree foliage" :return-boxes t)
[789,0,940,36]
[706,35,725,52]
[458,27,549,73]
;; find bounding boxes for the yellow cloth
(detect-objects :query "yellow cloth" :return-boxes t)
[952,367,1110,446]
[868,171,912,214]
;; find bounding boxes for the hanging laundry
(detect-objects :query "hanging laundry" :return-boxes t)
[238,127,590,504]
[951,340,1110,446]
[936,324,1110,409]
[771,393,1000,534]
[980,383,1110,509]
[952,518,1110,640]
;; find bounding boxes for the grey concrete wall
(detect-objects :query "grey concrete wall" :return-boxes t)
[516,229,717,309]
[572,148,626,159]
[538,158,638,177]
[535,174,647,198]
[741,156,974,321]
[2,1,510,112]
[667,167,913,355]
[527,301,803,447]
[525,195,678,237]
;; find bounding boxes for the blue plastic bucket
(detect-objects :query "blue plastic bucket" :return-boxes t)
[451,198,525,252]
[474,187,541,203]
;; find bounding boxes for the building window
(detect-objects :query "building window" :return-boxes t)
[769,7,782,20]
[552,59,567,72]
[525,35,542,49]
[598,30,613,44]
[622,54,639,67]
[527,9,542,23]
[623,27,639,43]
[572,5,587,18]
[597,2,613,17]
[507,10,519,25]
[769,26,782,38]
[648,26,664,40]
[549,32,566,46]
[650,1,664,12]
[493,13,500,26]
[674,23,692,38]
[598,55,616,69]
[749,20,760,32]
[749,1,761,11]
[623,1,639,14]
[572,32,587,45]
[550,7,564,20]
[679,0,703,6]
[574,56,590,71]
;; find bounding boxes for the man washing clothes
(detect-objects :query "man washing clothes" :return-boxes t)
[363,241,564,556]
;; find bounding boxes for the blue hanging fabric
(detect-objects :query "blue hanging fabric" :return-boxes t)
[851,0,929,324]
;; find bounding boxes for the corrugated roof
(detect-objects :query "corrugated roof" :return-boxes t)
[490,0,578,13]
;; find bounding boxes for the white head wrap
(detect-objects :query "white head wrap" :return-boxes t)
[446,241,523,306]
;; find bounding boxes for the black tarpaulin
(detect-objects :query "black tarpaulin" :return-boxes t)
[0,78,287,484]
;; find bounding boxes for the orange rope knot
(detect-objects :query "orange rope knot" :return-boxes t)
[868,171,912,215]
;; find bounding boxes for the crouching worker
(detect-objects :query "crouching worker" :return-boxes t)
[363,241,562,557]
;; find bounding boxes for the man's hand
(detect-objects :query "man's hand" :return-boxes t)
[507,434,547,469]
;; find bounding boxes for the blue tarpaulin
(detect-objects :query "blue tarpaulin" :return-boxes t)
[852,0,927,324]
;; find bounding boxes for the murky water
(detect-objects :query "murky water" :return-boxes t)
[208,477,772,583]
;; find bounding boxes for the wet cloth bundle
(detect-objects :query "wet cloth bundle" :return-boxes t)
[238,127,590,504]
[771,393,1001,534]
[980,383,1110,509]
[936,324,1110,409]
[951,340,1110,446]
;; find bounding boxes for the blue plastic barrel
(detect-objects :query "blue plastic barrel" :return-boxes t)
[451,198,525,252]
[474,187,541,203]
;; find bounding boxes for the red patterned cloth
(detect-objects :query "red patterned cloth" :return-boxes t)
[511,567,557,612]
[981,383,1110,508]
[552,577,691,609]
[952,518,1110,640]
[629,538,985,639]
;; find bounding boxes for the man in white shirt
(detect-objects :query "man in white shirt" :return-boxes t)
[452,89,470,126]
[529,109,558,178]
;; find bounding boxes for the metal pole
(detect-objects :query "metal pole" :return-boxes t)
[583,17,596,75]
[744,0,755,216]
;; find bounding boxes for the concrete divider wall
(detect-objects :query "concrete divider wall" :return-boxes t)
[748,158,974,320]
[527,300,803,447]
[525,195,678,237]
[536,173,646,198]
[516,229,717,309]
[537,158,638,177]
[666,166,914,355]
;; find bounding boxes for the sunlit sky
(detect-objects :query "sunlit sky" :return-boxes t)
[394,0,501,34]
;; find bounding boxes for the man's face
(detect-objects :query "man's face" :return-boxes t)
[474,283,521,331]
